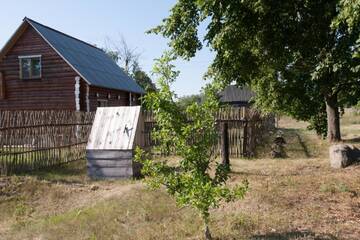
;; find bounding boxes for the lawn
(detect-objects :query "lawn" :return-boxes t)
[0,110,359,239]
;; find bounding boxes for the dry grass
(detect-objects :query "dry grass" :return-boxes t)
[1,110,360,239]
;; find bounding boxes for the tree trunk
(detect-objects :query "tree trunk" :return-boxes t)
[325,95,341,142]
[204,224,212,240]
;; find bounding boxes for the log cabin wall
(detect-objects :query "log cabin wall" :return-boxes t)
[0,26,78,110]
[86,84,141,112]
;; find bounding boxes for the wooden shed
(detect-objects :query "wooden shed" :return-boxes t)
[86,106,144,179]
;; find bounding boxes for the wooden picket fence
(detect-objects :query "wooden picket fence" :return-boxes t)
[0,111,95,175]
[142,107,275,157]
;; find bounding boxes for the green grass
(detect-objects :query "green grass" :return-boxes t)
[5,188,203,240]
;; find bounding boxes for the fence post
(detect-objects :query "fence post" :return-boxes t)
[243,120,248,157]
[221,122,230,168]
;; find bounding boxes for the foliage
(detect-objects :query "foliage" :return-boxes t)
[102,37,156,93]
[103,36,140,74]
[150,0,360,141]
[135,52,248,239]
[176,93,204,110]
[132,68,157,92]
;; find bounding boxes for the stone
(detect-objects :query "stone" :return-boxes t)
[90,185,99,191]
[329,144,354,168]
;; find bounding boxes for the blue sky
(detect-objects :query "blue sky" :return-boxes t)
[0,0,214,96]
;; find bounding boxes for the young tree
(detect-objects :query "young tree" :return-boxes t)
[150,0,360,142]
[135,52,248,240]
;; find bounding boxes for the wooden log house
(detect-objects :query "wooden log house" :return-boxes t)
[0,18,144,111]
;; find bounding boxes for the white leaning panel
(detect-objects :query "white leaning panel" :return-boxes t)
[87,106,141,150]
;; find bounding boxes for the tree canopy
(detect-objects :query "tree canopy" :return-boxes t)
[151,0,360,142]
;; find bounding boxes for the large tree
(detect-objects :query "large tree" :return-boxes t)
[151,0,360,142]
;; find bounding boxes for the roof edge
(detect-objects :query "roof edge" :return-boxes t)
[25,18,92,85]
[0,20,29,61]
[24,17,102,52]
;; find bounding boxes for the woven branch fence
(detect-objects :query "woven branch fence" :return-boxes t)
[143,107,275,157]
[0,107,274,175]
[0,111,95,175]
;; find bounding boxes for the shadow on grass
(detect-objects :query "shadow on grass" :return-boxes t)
[230,170,270,177]
[343,137,360,144]
[278,128,312,159]
[21,160,88,184]
[249,230,338,240]
[295,133,311,158]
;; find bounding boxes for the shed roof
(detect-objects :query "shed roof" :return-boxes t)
[219,85,255,103]
[0,18,144,94]
[87,106,141,150]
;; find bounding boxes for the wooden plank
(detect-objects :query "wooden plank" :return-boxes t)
[87,159,132,168]
[86,150,132,159]
[87,166,133,178]
[0,72,5,99]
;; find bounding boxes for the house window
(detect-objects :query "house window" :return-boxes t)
[19,55,41,79]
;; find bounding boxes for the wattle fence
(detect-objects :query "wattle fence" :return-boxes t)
[0,107,274,175]
[0,111,95,175]
[142,107,275,157]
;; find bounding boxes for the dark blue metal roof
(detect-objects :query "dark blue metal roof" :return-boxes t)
[220,85,255,103]
[25,18,145,94]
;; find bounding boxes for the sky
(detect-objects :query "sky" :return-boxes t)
[0,0,214,97]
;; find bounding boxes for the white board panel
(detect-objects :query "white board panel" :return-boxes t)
[87,106,141,150]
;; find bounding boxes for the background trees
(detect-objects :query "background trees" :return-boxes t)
[103,37,157,92]
[150,0,360,142]
[176,93,204,110]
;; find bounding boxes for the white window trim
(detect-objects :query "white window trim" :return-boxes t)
[18,55,42,79]
[18,55,42,59]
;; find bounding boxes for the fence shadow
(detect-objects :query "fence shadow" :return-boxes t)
[277,128,312,159]
[295,133,311,158]
[249,230,338,240]
[23,160,88,184]
[343,137,360,144]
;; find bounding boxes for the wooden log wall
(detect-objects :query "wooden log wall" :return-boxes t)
[0,26,78,110]
[0,110,95,175]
